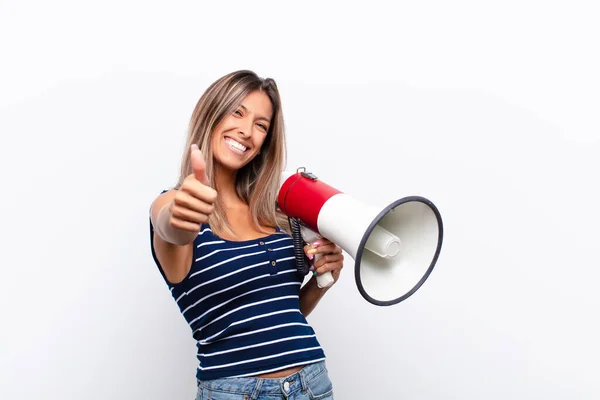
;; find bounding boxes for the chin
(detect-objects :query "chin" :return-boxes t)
[216,154,257,173]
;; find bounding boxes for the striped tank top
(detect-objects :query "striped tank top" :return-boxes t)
[149,220,326,380]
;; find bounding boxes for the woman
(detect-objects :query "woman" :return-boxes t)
[149,70,344,399]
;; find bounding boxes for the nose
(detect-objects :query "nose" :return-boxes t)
[238,116,253,138]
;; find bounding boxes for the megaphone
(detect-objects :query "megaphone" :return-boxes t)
[277,167,443,306]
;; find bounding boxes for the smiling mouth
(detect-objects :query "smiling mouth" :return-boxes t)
[224,137,248,154]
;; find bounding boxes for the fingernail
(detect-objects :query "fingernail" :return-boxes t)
[307,249,317,255]
[312,240,323,247]
[313,271,317,277]
[307,253,314,260]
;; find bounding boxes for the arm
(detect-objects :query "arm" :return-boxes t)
[299,276,330,317]
[150,144,217,284]
[298,239,344,317]
[150,190,196,284]
[151,190,200,245]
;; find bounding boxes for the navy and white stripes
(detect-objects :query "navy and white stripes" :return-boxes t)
[150,222,326,380]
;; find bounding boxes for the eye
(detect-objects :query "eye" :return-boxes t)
[234,109,243,116]
[257,123,268,132]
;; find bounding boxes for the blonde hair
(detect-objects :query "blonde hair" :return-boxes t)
[175,70,289,238]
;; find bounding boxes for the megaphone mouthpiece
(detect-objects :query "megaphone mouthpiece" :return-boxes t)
[364,225,401,259]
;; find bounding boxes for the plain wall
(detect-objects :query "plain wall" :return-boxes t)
[1,1,599,399]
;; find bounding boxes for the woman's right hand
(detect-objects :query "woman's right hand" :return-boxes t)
[168,144,218,233]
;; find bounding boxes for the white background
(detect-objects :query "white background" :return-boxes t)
[1,1,599,399]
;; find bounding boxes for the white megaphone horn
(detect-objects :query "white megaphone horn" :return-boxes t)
[277,167,443,306]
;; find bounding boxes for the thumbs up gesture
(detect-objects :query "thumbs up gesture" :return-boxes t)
[169,144,218,233]
[190,143,210,186]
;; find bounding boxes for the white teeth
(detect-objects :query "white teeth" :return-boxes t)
[225,138,247,153]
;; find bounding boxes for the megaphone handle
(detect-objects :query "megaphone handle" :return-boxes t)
[301,227,335,289]
[314,259,335,288]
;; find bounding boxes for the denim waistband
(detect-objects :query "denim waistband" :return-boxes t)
[197,360,327,398]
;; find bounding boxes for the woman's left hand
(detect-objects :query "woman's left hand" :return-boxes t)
[304,238,344,284]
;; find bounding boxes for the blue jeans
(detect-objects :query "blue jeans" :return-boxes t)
[195,361,334,399]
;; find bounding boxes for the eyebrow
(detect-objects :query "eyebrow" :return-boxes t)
[239,104,272,123]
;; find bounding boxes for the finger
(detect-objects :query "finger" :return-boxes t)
[313,238,332,247]
[168,216,201,233]
[313,253,344,269]
[311,243,341,255]
[173,190,215,215]
[170,204,210,224]
[181,177,218,204]
[316,260,344,276]
[190,144,210,186]
[305,239,332,255]
[303,244,316,261]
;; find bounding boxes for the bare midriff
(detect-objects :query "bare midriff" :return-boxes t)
[253,365,303,378]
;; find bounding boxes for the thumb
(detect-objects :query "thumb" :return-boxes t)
[190,144,209,186]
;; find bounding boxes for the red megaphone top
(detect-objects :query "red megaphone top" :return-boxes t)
[277,171,342,233]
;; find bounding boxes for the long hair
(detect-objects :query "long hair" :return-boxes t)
[175,70,289,238]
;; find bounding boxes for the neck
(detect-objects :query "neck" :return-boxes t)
[214,165,244,206]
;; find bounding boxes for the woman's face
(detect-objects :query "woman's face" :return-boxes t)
[211,90,273,173]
